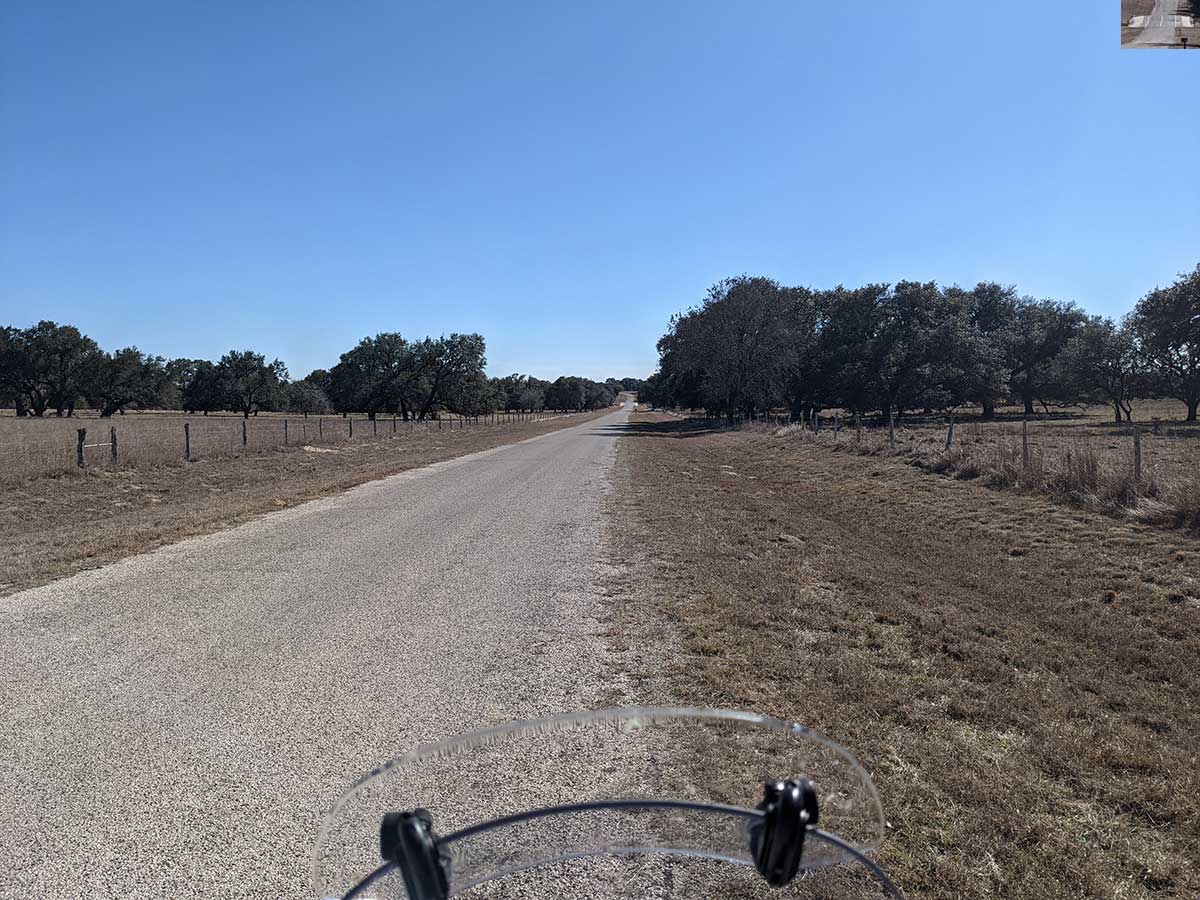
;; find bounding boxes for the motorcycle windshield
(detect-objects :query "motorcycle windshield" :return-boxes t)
[314,708,886,899]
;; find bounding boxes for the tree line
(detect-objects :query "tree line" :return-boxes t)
[643,264,1200,424]
[0,326,645,419]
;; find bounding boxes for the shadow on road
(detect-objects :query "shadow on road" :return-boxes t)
[588,417,730,439]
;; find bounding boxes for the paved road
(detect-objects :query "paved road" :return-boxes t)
[0,401,634,899]
[1129,0,1193,45]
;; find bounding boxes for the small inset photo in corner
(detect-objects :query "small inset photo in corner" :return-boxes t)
[1123,0,1198,47]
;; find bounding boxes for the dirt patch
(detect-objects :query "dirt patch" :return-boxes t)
[613,412,1200,898]
[1,411,608,597]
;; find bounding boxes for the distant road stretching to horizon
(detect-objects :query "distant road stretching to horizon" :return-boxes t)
[0,400,635,898]
[1127,0,1194,45]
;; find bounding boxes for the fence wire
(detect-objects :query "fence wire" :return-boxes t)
[0,410,583,481]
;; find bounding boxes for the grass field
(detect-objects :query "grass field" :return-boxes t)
[0,408,578,481]
[613,411,1199,898]
[0,409,608,597]
[758,402,1200,529]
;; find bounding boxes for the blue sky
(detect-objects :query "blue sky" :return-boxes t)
[2,2,1197,381]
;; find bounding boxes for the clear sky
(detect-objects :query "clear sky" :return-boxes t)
[2,2,1197,381]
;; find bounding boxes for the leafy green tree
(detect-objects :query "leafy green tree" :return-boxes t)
[301,368,333,396]
[160,358,199,409]
[216,350,287,418]
[545,376,586,410]
[1049,318,1142,423]
[491,373,540,411]
[517,384,545,411]
[1131,264,1200,421]
[87,347,169,417]
[954,282,1020,418]
[0,321,101,416]
[584,380,616,409]
[998,298,1086,415]
[0,326,31,415]
[412,333,488,420]
[179,360,223,414]
[328,333,425,417]
[284,380,332,416]
[656,276,795,421]
[810,284,890,417]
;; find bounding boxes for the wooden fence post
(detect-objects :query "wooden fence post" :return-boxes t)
[77,428,86,467]
[242,419,247,449]
[1134,427,1143,482]
[349,418,354,438]
[110,426,118,463]
[393,414,397,433]
[319,417,323,438]
[372,418,377,436]
[1022,418,1030,469]
[945,415,955,451]
[184,422,191,460]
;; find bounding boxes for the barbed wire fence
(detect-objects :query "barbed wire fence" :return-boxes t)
[654,405,1199,508]
[0,409,586,480]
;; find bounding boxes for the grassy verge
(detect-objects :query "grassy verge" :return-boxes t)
[614,412,1199,899]
[767,420,1200,531]
[0,410,609,597]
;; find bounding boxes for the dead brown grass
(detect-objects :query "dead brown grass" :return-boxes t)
[767,411,1200,531]
[0,409,570,480]
[0,411,607,598]
[614,412,1200,899]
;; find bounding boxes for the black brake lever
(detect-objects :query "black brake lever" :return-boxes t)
[749,778,819,887]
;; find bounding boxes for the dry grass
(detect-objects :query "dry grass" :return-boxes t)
[760,406,1200,531]
[613,412,1200,899]
[0,409,571,481]
[0,410,607,597]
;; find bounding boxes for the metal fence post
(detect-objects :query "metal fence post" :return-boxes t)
[349,418,353,438]
[184,422,191,460]
[110,426,118,463]
[373,417,377,436]
[945,415,955,451]
[888,413,895,448]
[77,428,86,467]
[319,417,323,438]
[242,419,248,449]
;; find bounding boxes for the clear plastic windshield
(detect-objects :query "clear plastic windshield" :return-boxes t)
[314,708,887,899]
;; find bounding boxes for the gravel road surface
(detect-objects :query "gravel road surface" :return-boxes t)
[0,401,637,899]
[1128,0,1192,45]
